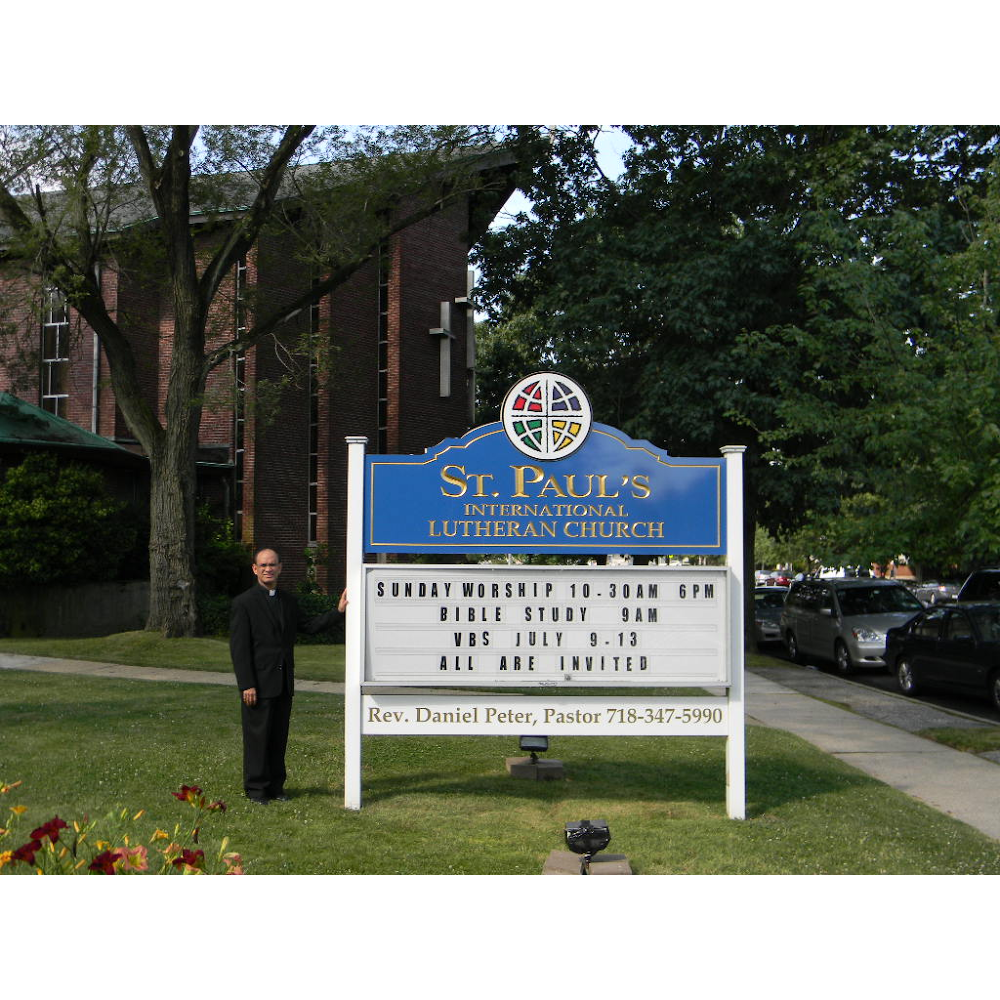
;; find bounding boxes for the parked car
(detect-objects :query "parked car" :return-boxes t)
[912,582,959,606]
[956,569,1000,603]
[781,578,924,673]
[754,586,788,645]
[884,603,1000,712]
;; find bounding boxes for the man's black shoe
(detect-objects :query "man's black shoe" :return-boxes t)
[248,795,270,806]
[270,792,290,802]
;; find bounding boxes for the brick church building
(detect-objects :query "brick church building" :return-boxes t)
[0,165,515,593]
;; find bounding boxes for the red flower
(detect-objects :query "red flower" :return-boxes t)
[171,785,203,803]
[12,839,42,865]
[89,851,119,875]
[207,800,227,812]
[171,848,205,872]
[30,816,68,843]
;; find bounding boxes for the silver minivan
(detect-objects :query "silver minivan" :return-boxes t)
[781,578,924,673]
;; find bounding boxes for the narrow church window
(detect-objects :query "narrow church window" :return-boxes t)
[40,288,70,417]
[377,246,390,453]
[308,277,322,543]
[233,256,248,536]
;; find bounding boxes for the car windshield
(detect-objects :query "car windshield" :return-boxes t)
[835,586,923,616]
[755,591,786,609]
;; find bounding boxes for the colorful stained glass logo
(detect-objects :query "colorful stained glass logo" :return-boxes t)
[501,372,593,460]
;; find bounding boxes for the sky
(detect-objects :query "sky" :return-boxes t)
[490,127,633,229]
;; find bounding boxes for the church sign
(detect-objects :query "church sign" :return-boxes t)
[343,372,747,818]
[365,373,725,554]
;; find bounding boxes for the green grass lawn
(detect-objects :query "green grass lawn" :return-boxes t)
[3,668,999,874]
[918,726,1000,754]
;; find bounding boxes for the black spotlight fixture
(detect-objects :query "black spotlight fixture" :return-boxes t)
[519,734,549,763]
[565,819,611,874]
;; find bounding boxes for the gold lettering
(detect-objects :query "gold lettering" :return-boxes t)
[512,465,544,497]
[631,475,651,499]
[441,465,468,498]
[596,475,619,498]
[468,473,494,497]
[537,475,568,498]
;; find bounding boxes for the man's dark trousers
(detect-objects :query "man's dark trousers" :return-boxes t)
[241,682,292,800]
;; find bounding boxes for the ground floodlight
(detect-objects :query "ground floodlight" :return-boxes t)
[565,819,611,873]
[519,735,549,762]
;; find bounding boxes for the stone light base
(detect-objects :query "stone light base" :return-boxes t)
[505,757,565,780]
[542,851,633,875]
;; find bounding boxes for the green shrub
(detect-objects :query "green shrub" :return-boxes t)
[194,504,250,598]
[196,592,233,637]
[294,591,344,644]
[0,453,138,586]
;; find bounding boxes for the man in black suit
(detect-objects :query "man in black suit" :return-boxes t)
[229,548,347,805]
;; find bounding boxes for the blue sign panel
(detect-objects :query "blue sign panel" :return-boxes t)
[364,421,726,555]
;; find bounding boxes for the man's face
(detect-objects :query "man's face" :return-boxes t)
[253,550,282,589]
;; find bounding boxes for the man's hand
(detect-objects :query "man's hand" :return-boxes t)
[338,589,348,613]
[242,687,257,707]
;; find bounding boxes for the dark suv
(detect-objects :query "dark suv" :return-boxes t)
[781,578,924,673]
[956,569,1000,603]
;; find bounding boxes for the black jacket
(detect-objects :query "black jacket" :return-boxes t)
[229,585,343,699]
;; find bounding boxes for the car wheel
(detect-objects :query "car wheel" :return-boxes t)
[786,631,803,664]
[834,640,853,675]
[990,670,1000,713]
[897,658,918,696]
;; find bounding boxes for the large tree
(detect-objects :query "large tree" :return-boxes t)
[0,125,517,635]
[474,126,1000,579]
[753,128,1000,573]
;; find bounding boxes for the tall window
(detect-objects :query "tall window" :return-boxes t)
[233,257,248,536]
[307,277,322,543]
[41,288,69,417]
[377,246,390,453]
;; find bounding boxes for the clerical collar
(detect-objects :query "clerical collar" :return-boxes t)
[268,589,277,597]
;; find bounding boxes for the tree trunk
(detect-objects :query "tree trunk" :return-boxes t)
[144,318,206,637]
[146,447,199,636]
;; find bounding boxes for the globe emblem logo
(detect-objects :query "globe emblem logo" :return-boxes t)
[502,373,592,460]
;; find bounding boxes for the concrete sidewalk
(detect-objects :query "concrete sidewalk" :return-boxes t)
[3,651,1000,841]
[0,651,343,693]
[746,668,1000,841]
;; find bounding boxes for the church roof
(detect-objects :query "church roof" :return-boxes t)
[0,391,145,467]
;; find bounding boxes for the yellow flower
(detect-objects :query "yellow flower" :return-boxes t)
[0,850,13,870]
[10,805,27,816]
[151,829,169,841]
[118,845,149,873]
